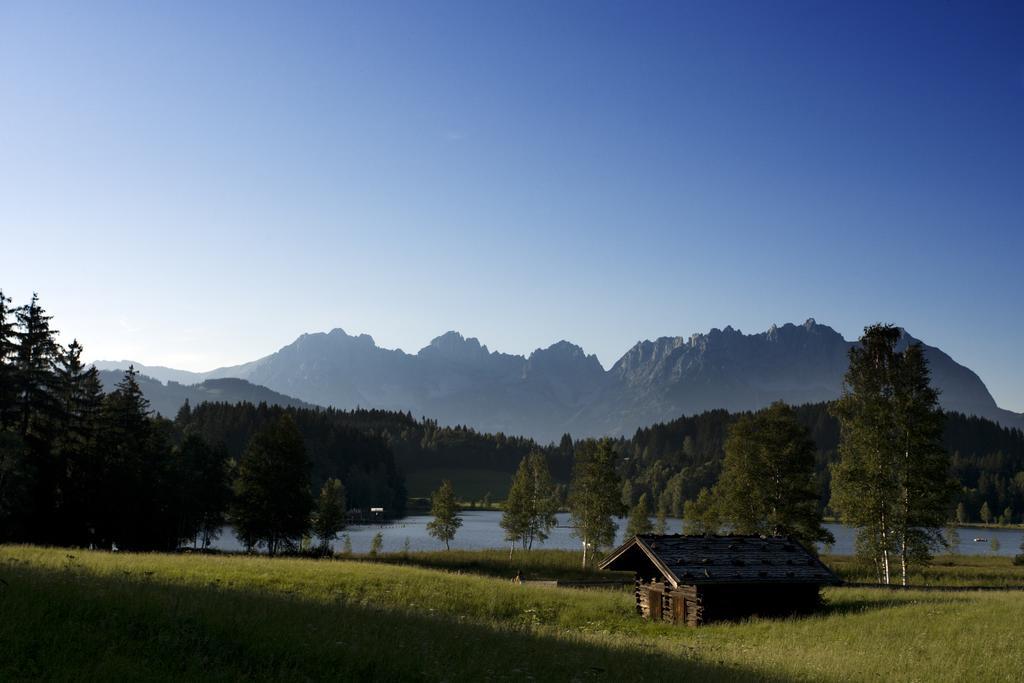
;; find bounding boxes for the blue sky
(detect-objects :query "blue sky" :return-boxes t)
[1,2,1022,411]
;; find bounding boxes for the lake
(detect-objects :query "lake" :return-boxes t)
[209,510,1024,557]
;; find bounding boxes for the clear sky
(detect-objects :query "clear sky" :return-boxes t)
[1,2,1022,411]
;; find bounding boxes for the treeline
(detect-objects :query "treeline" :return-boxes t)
[619,400,1024,525]
[330,411,576,487]
[0,291,406,552]
[0,292,229,550]
[176,402,406,515]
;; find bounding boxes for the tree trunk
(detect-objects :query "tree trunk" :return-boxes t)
[508,541,514,561]
[880,512,891,585]
[900,535,908,587]
[581,537,588,569]
[901,446,911,587]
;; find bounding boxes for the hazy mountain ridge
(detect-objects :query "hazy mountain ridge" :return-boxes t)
[94,320,1024,441]
[95,370,313,419]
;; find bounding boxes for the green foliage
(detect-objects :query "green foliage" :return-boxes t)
[625,492,653,537]
[231,415,314,554]
[945,524,960,555]
[312,478,347,549]
[369,531,383,556]
[500,451,559,554]
[568,439,623,567]
[980,501,992,524]
[654,499,668,535]
[427,479,462,550]
[181,402,407,515]
[714,402,834,549]
[683,487,720,534]
[830,325,955,584]
[172,435,232,549]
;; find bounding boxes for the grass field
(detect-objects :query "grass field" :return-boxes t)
[3,546,1024,681]
[823,553,1024,588]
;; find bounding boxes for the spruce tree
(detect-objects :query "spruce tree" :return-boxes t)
[231,414,313,555]
[0,290,17,429]
[96,366,178,550]
[427,479,461,550]
[13,294,60,440]
[568,439,623,568]
[51,340,105,545]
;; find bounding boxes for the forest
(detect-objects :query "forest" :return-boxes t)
[618,402,1024,525]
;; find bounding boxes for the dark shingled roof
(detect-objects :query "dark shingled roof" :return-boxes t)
[598,534,841,587]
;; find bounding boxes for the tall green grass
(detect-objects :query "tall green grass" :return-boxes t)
[823,553,1024,588]
[2,546,1023,681]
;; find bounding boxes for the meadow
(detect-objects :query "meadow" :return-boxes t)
[3,546,1024,681]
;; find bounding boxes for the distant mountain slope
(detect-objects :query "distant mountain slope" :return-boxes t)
[94,320,1024,441]
[95,370,313,418]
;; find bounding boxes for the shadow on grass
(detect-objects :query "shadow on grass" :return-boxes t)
[0,562,790,682]
[822,592,960,618]
[360,549,618,582]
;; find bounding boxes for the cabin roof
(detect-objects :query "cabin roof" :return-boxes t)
[598,534,841,588]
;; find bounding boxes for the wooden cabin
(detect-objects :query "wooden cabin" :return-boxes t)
[598,534,840,627]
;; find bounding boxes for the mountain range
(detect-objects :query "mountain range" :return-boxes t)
[94,319,1024,442]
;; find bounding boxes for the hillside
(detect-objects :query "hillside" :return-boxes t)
[95,370,313,418]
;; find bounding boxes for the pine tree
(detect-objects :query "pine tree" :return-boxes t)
[95,366,178,550]
[715,402,834,550]
[626,492,654,537]
[231,414,313,555]
[0,290,18,429]
[426,479,461,550]
[51,340,105,545]
[313,478,347,551]
[13,294,60,440]
[568,439,623,568]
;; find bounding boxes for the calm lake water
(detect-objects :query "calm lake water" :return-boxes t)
[209,510,1024,557]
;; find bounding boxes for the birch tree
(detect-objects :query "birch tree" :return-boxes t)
[568,439,623,568]
[501,451,559,558]
[830,324,954,585]
[427,479,462,550]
